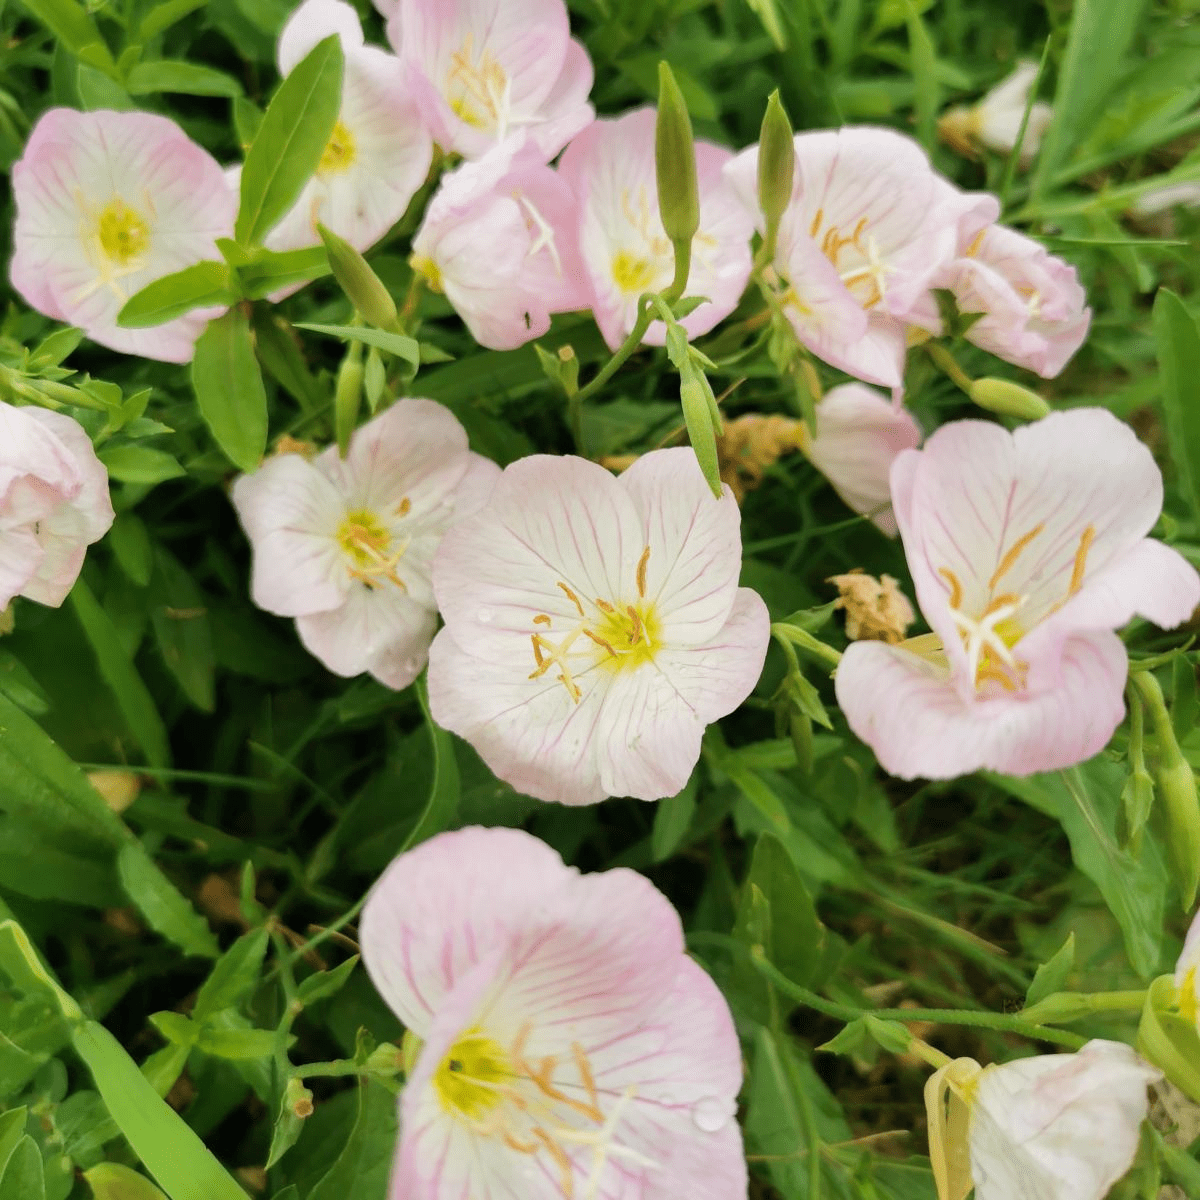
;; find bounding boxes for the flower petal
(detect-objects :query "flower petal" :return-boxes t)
[835,630,1128,779]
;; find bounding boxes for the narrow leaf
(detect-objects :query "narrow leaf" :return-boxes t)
[17,0,114,67]
[191,309,268,472]
[118,262,237,328]
[125,60,242,97]
[295,322,420,365]
[117,843,219,959]
[1154,288,1200,521]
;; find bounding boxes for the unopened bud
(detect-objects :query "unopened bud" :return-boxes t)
[757,91,795,242]
[654,62,700,245]
[334,342,364,458]
[1019,991,1101,1026]
[1160,757,1200,910]
[969,376,1051,421]
[318,224,398,330]
[680,373,721,497]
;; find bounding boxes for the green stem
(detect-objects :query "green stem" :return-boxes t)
[661,237,692,305]
[771,622,842,670]
[925,343,975,395]
[749,947,1088,1050]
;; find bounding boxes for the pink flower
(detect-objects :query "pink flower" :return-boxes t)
[411,143,588,350]
[0,402,114,608]
[360,825,746,1200]
[231,400,498,690]
[386,0,594,162]
[262,0,432,254]
[558,108,754,351]
[428,449,770,804]
[724,127,997,390]
[10,109,236,362]
[800,384,922,535]
[835,408,1200,779]
[941,224,1091,378]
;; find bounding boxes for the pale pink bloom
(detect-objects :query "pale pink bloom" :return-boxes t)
[1175,910,1200,1031]
[262,0,432,254]
[835,408,1200,780]
[558,108,754,351]
[799,383,921,535]
[428,448,770,804]
[0,402,113,608]
[360,825,746,1200]
[411,142,588,350]
[941,224,1091,378]
[10,109,235,362]
[386,0,593,162]
[231,400,498,690]
[926,1040,1159,1200]
[939,62,1054,164]
[724,127,998,390]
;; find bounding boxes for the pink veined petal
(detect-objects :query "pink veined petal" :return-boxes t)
[596,588,770,801]
[0,401,86,501]
[230,455,349,618]
[0,528,45,609]
[277,0,365,75]
[834,630,1128,780]
[617,447,743,642]
[432,454,644,659]
[359,825,575,1033]
[294,584,437,686]
[802,383,922,535]
[426,626,612,805]
[20,408,114,543]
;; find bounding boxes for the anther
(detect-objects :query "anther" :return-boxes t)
[557,581,585,616]
[988,523,1044,591]
[636,546,650,599]
[938,566,963,610]
[1068,525,1095,598]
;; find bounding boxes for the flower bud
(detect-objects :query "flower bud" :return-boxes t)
[968,376,1051,421]
[334,341,364,458]
[757,91,795,243]
[654,62,700,246]
[680,372,721,497]
[318,223,398,331]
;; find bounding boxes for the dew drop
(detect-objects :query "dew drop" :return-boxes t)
[477,607,494,623]
[691,1095,733,1134]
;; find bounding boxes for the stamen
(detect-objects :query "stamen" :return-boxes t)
[557,582,585,617]
[988,523,1045,591]
[809,207,823,238]
[395,497,411,516]
[626,606,643,645]
[636,546,650,598]
[571,1043,600,1112]
[503,1131,539,1154]
[581,628,617,656]
[1067,525,1095,598]
[532,1127,575,1200]
[594,598,615,614]
[534,614,552,626]
[938,566,963,610]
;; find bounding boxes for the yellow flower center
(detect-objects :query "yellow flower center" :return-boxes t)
[434,1030,511,1120]
[96,199,150,265]
[411,253,443,293]
[612,251,657,295]
[336,502,410,590]
[319,120,356,175]
[527,546,659,703]
[447,34,509,131]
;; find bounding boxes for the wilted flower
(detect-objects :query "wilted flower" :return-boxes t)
[10,108,236,362]
[940,224,1091,378]
[0,402,114,609]
[559,107,753,351]
[725,127,997,390]
[1176,910,1200,1030]
[829,572,915,644]
[938,61,1053,164]
[428,448,770,804]
[835,408,1200,780]
[261,0,432,254]
[231,399,498,690]
[926,1040,1160,1200]
[360,825,746,1200]
[386,0,594,162]
[799,383,921,535]
[716,412,804,501]
[411,143,587,350]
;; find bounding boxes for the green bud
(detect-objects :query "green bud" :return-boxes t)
[1019,990,1103,1026]
[968,376,1051,421]
[679,372,722,497]
[757,91,795,251]
[318,223,398,330]
[334,340,364,458]
[654,62,700,246]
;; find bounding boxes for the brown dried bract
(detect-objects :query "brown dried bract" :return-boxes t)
[829,570,915,645]
[716,413,805,502]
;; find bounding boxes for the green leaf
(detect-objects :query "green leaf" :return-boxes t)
[85,1162,169,1200]
[306,1080,397,1200]
[902,0,938,149]
[194,1026,277,1059]
[191,309,269,472]
[117,843,219,959]
[16,0,115,69]
[238,246,330,298]
[193,928,268,1022]
[0,818,122,906]
[1173,654,1198,742]
[69,577,171,768]
[149,547,215,712]
[295,322,420,365]
[118,262,237,328]
[1154,288,1200,522]
[98,446,186,486]
[1024,932,1076,1008]
[137,0,208,41]
[148,1012,198,1047]
[28,326,83,369]
[295,955,359,1007]
[651,775,697,862]
[109,513,155,587]
[0,1136,44,1200]
[125,61,242,97]
[235,36,344,246]
[0,1111,27,1179]
[402,680,460,852]
[1030,0,1148,202]
[77,63,132,109]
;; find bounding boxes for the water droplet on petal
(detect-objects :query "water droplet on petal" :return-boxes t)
[691,1095,733,1133]
[477,607,494,623]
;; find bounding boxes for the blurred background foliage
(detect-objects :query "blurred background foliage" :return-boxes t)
[0,0,1199,1197]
